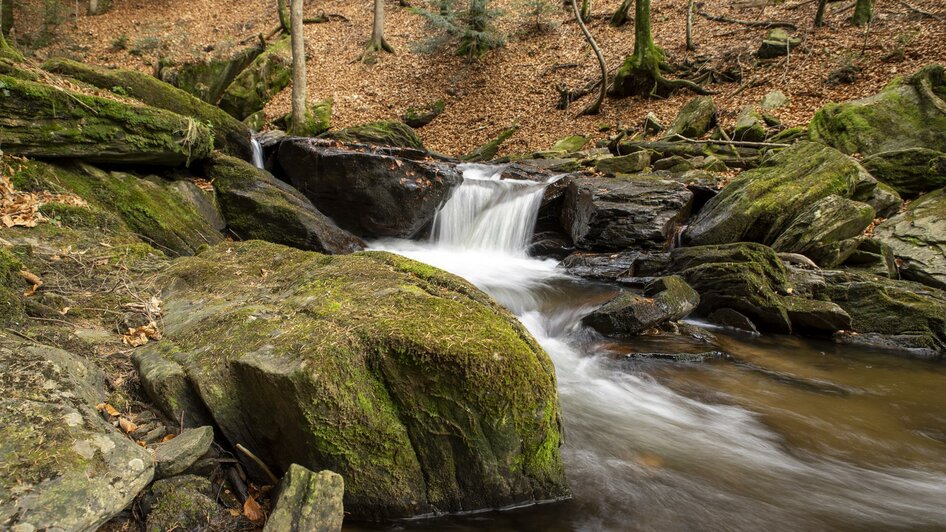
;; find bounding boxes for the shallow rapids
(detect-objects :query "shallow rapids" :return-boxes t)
[368,165,946,531]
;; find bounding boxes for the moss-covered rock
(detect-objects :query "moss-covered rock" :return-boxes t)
[874,187,946,289]
[42,58,254,160]
[594,152,651,175]
[0,336,154,530]
[264,465,344,532]
[0,248,25,326]
[140,475,223,532]
[463,125,518,162]
[550,134,588,153]
[683,142,876,246]
[204,153,365,253]
[219,36,292,120]
[281,98,333,137]
[583,275,699,336]
[403,100,445,129]
[137,241,568,519]
[733,106,767,142]
[0,74,213,165]
[865,181,904,218]
[757,28,802,59]
[666,96,717,139]
[810,64,946,156]
[861,147,946,197]
[771,195,876,267]
[324,120,426,151]
[157,43,264,105]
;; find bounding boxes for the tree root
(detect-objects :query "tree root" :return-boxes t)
[358,37,395,63]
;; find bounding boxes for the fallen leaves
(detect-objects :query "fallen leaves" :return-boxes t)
[97,402,121,417]
[121,321,162,347]
[1,163,87,228]
[243,495,264,522]
[19,270,43,297]
[118,417,138,434]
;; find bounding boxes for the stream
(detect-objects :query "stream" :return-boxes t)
[367,165,946,531]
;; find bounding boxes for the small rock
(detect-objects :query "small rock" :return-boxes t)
[761,90,789,111]
[666,96,718,139]
[594,151,651,175]
[264,464,345,532]
[583,275,699,336]
[733,107,767,143]
[643,112,664,135]
[707,308,759,334]
[141,475,227,532]
[758,28,802,59]
[153,426,214,479]
[550,134,589,153]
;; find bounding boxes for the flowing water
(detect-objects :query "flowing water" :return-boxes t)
[251,137,265,169]
[367,165,946,531]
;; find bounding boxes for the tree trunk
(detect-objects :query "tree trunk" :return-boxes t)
[814,0,828,27]
[686,0,695,50]
[851,0,872,26]
[580,0,590,23]
[1,0,12,37]
[570,0,606,115]
[367,0,394,54]
[290,0,307,135]
[610,0,631,26]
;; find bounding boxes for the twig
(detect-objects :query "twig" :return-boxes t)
[668,134,790,148]
[235,443,279,485]
[695,7,797,30]
[900,1,946,23]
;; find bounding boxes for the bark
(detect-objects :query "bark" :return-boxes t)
[852,0,872,26]
[290,0,307,135]
[814,0,828,27]
[1,0,12,36]
[610,0,630,26]
[686,0,695,50]
[570,0,606,115]
[366,0,394,54]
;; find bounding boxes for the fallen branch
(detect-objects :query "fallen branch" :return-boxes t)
[667,134,790,148]
[695,7,797,30]
[900,0,946,23]
[235,443,279,485]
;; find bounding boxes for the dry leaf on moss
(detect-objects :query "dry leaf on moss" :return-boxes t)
[118,417,138,433]
[121,321,162,347]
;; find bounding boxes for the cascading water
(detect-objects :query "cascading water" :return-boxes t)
[371,165,946,531]
[251,137,265,169]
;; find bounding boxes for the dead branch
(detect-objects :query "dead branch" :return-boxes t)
[900,1,946,23]
[667,133,791,148]
[695,6,797,30]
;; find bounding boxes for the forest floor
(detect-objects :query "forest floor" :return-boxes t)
[13,0,946,156]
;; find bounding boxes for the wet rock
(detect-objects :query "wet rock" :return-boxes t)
[274,138,460,238]
[783,297,852,333]
[707,308,759,334]
[205,153,365,254]
[771,195,876,267]
[322,120,425,150]
[861,148,946,197]
[874,187,946,289]
[594,152,651,175]
[0,336,154,531]
[757,28,802,59]
[683,142,876,246]
[141,475,226,532]
[154,426,214,479]
[558,251,643,281]
[674,169,728,213]
[219,36,292,120]
[624,351,729,363]
[265,465,344,532]
[137,241,568,519]
[560,176,693,251]
[583,275,699,336]
[529,231,574,259]
[666,96,718,139]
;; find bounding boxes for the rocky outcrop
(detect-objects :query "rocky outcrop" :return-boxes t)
[861,148,946,197]
[583,276,698,336]
[274,138,461,238]
[683,142,876,246]
[560,176,693,251]
[0,336,154,530]
[42,58,253,160]
[157,43,264,105]
[219,36,292,120]
[0,73,213,165]
[771,195,875,267]
[205,154,365,254]
[874,187,946,289]
[265,465,344,532]
[136,241,568,519]
[322,120,425,150]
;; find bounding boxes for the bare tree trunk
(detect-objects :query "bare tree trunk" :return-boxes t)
[367,0,394,54]
[814,0,828,26]
[570,0,605,115]
[2,0,12,36]
[290,0,307,135]
[610,0,631,26]
[852,0,872,26]
[686,0,695,50]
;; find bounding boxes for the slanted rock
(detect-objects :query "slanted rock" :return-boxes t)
[874,187,946,289]
[683,142,876,246]
[137,241,568,519]
[274,138,460,238]
[550,134,588,153]
[771,195,876,267]
[782,297,852,333]
[219,36,292,120]
[158,43,264,105]
[583,276,699,336]
[758,28,802,59]
[560,176,693,251]
[0,73,213,165]
[153,426,214,479]
[666,96,717,139]
[265,465,344,532]
[861,148,946,197]
[0,336,154,531]
[594,152,651,175]
[322,120,425,150]
[403,100,445,128]
[733,107,767,142]
[865,182,904,218]
[207,153,365,254]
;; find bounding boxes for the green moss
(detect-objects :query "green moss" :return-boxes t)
[218,36,292,120]
[38,203,122,231]
[323,120,425,150]
[284,99,333,136]
[157,43,263,104]
[462,125,518,162]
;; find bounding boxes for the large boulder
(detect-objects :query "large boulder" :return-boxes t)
[322,120,425,151]
[0,336,154,530]
[810,64,946,156]
[0,73,213,165]
[43,58,254,160]
[205,154,365,254]
[560,176,693,251]
[771,195,876,267]
[665,96,717,139]
[582,275,699,336]
[157,43,264,105]
[274,138,461,238]
[874,187,946,289]
[683,142,876,246]
[136,241,568,519]
[219,36,292,120]
[860,148,946,197]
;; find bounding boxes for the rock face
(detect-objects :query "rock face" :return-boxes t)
[771,195,875,267]
[322,120,425,151]
[274,138,461,238]
[666,96,717,139]
[219,36,292,120]
[861,148,946,197]
[265,465,344,532]
[810,64,946,156]
[683,142,876,246]
[205,154,365,254]
[583,276,699,336]
[137,241,568,519]
[0,336,154,531]
[874,187,946,289]
[0,73,213,165]
[560,176,693,251]
[42,58,253,160]
[158,43,264,105]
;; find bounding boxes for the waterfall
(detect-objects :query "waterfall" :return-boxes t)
[431,164,549,255]
[251,137,265,169]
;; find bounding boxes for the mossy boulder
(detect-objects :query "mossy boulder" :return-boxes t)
[733,106,767,142]
[860,148,946,197]
[771,195,876,267]
[865,182,904,218]
[463,125,518,162]
[403,100,445,129]
[0,248,25,326]
[219,36,292,120]
[42,58,254,160]
[157,43,264,105]
[594,152,651,175]
[874,187,946,289]
[550,135,588,153]
[204,153,365,254]
[583,275,699,336]
[137,241,568,519]
[665,96,717,139]
[0,336,154,530]
[264,465,344,532]
[280,98,333,137]
[324,120,426,151]
[683,142,876,246]
[140,475,224,532]
[757,28,802,59]
[0,74,213,165]
[810,64,946,156]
